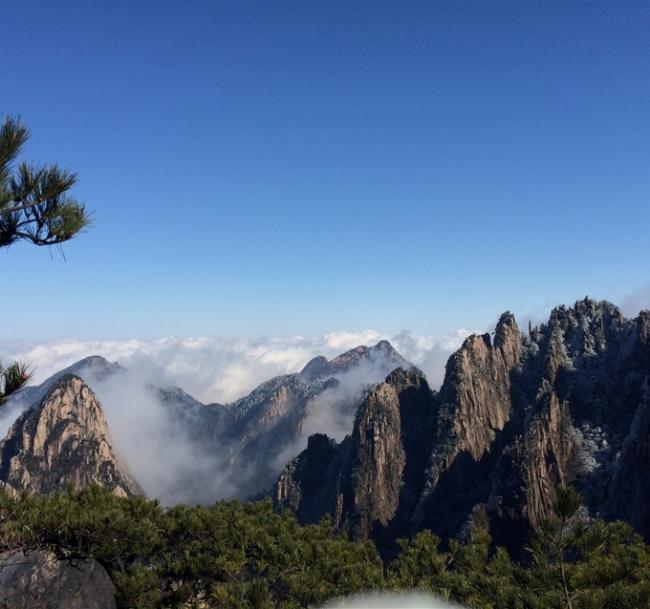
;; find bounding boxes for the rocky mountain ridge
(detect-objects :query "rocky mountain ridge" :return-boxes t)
[180,339,411,497]
[275,299,650,553]
[0,341,410,501]
[3,299,650,557]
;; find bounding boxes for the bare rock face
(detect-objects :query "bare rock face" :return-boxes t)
[346,376,408,540]
[439,312,521,463]
[275,368,435,542]
[348,368,435,540]
[275,433,349,526]
[603,310,650,534]
[412,313,522,538]
[0,375,141,497]
[487,392,577,551]
[274,299,650,555]
[0,549,116,609]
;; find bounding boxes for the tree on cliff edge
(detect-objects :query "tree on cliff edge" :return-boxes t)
[0,115,91,404]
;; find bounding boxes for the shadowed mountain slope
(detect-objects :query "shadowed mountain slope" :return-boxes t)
[275,299,650,554]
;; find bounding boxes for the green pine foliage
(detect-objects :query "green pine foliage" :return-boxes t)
[0,116,90,248]
[1,115,92,409]
[0,488,384,608]
[0,360,33,406]
[519,487,650,609]
[1,485,650,608]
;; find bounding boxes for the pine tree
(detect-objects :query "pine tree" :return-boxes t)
[0,360,33,406]
[0,116,90,248]
[0,115,91,405]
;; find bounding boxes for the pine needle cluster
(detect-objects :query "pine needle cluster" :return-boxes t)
[0,116,90,249]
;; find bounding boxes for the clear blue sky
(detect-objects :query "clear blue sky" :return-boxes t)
[1,2,649,340]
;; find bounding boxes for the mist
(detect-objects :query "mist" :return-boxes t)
[87,369,236,505]
[321,592,465,608]
[0,394,32,439]
[0,330,473,505]
[272,357,404,473]
[621,283,650,317]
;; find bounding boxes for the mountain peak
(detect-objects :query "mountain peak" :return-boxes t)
[65,355,125,381]
[373,339,396,353]
[0,374,141,497]
[328,340,408,375]
[11,356,125,409]
[549,297,623,326]
[298,340,408,382]
[299,356,330,381]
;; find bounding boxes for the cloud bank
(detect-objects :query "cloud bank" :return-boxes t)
[88,369,237,505]
[0,329,473,405]
[0,330,474,505]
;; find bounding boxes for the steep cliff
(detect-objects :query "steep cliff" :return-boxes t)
[0,375,141,497]
[412,312,522,539]
[275,367,435,543]
[211,340,411,497]
[602,310,650,535]
[487,391,577,551]
[275,432,349,526]
[274,299,650,553]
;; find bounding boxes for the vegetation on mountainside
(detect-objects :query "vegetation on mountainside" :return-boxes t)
[389,488,650,609]
[0,489,383,609]
[1,486,649,609]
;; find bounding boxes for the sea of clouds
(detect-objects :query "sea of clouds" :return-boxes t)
[0,329,476,504]
[0,329,474,405]
[2,293,646,505]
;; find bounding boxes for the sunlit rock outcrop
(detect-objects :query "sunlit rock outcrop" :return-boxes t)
[0,375,141,497]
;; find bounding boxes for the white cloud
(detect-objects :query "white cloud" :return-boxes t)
[88,370,237,505]
[0,330,473,405]
[620,283,650,317]
[0,330,480,504]
[321,592,464,608]
[323,330,383,351]
[390,329,473,388]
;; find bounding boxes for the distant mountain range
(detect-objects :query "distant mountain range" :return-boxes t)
[2,298,650,555]
[0,339,409,503]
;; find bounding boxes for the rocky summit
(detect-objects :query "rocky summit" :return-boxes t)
[275,299,650,554]
[163,339,411,499]
[3,299,650,558]
[0,374,141,497]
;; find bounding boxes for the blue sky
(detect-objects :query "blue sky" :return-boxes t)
[1,2,649,340]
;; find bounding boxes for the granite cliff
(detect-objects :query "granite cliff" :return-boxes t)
[0,341,409,503]
[0,374,141,497]
[275,299,650,553]
[167,339,410,498]
[4,299,649,556]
